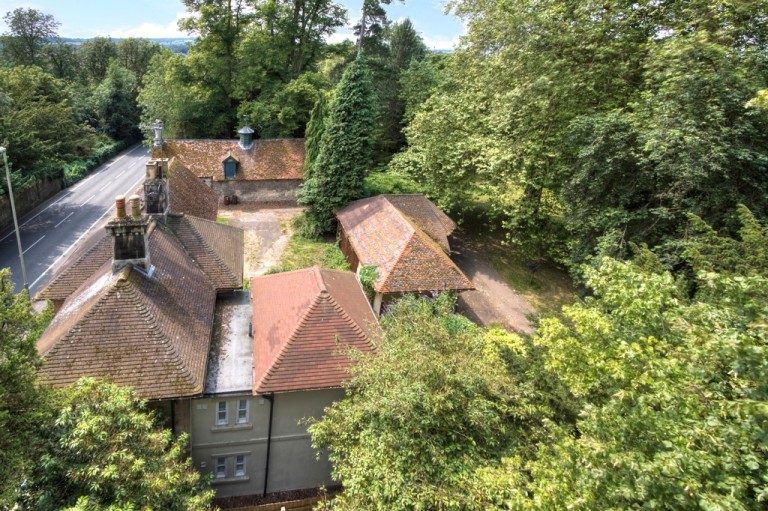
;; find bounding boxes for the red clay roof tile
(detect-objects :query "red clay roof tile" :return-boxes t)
[336,195,473,294]
[156,139,305,181]
[250,267,379,394]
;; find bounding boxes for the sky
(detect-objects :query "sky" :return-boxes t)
[0,0,465,50]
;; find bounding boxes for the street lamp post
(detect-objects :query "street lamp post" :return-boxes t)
[0,147,29,294]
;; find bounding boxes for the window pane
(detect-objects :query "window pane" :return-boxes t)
[235,455,245,477]
[217,402,227,425]
[215,457,226,478]
[237,399,248,423]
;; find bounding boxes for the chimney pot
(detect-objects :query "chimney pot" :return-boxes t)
[129,195,141,217]
[115,195,126,219]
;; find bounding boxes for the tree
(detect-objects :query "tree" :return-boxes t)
[377,18,427,154]
[0,66,96,185]
[297,55,378,234]
[0,270,52,507]
[310,294,570,510]
[303,90,330,176]
[1,8,59,67]
[511,256,768,510]
[117,38,163,80]
[92,62,140,141]
[24,378,214,511]
[393,0,768,268]
[78,37,119,84]
[179,0,253,135]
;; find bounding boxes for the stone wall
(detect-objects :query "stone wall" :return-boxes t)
[0,178,62,232]
[212,179,302,203]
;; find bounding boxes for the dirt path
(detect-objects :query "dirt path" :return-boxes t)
[217,205,302,278]
[451,231,536,335]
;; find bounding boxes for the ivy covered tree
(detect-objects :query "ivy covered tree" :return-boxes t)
[297,55,377,234]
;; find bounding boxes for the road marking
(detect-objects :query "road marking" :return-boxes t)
[80,194,96,206]
[28,173,146,293]
[116,170,125,178]
[23,235,45,254]
[99,182,111,191]
[55,212,74,228]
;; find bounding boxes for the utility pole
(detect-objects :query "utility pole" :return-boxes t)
[0,146,29,294]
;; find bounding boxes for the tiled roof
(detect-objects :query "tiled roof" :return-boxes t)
[167,213,244,292]
[37,222,217,400]
[381,194,457,252]
[167,158,219,221]
[251,267,379,394]
[36,234,112,302]
[155,139,305,181]
[336,195,473,294]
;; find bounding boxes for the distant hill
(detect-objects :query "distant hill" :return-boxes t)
[60,37,194,54]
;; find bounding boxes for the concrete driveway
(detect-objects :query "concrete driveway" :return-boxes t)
[450,231,535,335]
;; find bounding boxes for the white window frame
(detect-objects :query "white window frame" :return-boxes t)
[235,455,246,477]
[216,401,228,426]
[215,457,226,479]
[237,399,248,424]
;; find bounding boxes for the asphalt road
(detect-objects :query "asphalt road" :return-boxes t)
[0,144,150,297]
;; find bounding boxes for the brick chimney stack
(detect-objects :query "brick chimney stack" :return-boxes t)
[143,158,169,218]
[105,195,152,272]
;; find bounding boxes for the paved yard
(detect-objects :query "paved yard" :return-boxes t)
[451,231,536,335]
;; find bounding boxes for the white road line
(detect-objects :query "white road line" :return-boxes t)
[99,182,111,191]
[23,235,45,254]
[28,173,146,292]
[55,212,74,228]
[80,194,96,206]
[116,170,125,178]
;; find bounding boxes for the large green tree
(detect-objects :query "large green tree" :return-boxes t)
[0,270,52,507]
[0,8,59,67]
[392,0,768,267]
[297,55,377,234]
[310,294,571,510]
[0,66,96,185]
[24,378,214,511]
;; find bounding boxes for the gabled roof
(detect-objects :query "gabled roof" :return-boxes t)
[37,222,217,400]
[336,195,473,294]
[251,267,379,394]
[156,139,305,181]
[36,234,112,302]
[167,158,219,221]
[37,214,242,301]
[167,213,244,292]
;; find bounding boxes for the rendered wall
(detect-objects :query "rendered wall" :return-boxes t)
[190,389,343,499]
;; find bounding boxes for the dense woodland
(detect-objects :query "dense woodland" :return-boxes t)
[1,0,767,509]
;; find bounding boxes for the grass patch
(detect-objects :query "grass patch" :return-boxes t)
[268,232,350,274]
[216,217,230,225]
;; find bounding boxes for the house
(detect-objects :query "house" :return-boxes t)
[336,194,474,314]
[36,159,379,499]
[189,266,379,498]
[153,125,305,203]
[36,160,239,312]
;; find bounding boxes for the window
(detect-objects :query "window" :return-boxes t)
[215,457,226,479]
[224,158,237,179]
[235,455,246,477]
[216,401,227,426]
[237,399,248,424]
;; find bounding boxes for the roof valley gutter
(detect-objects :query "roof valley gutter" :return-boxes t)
[263,393,274,497]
